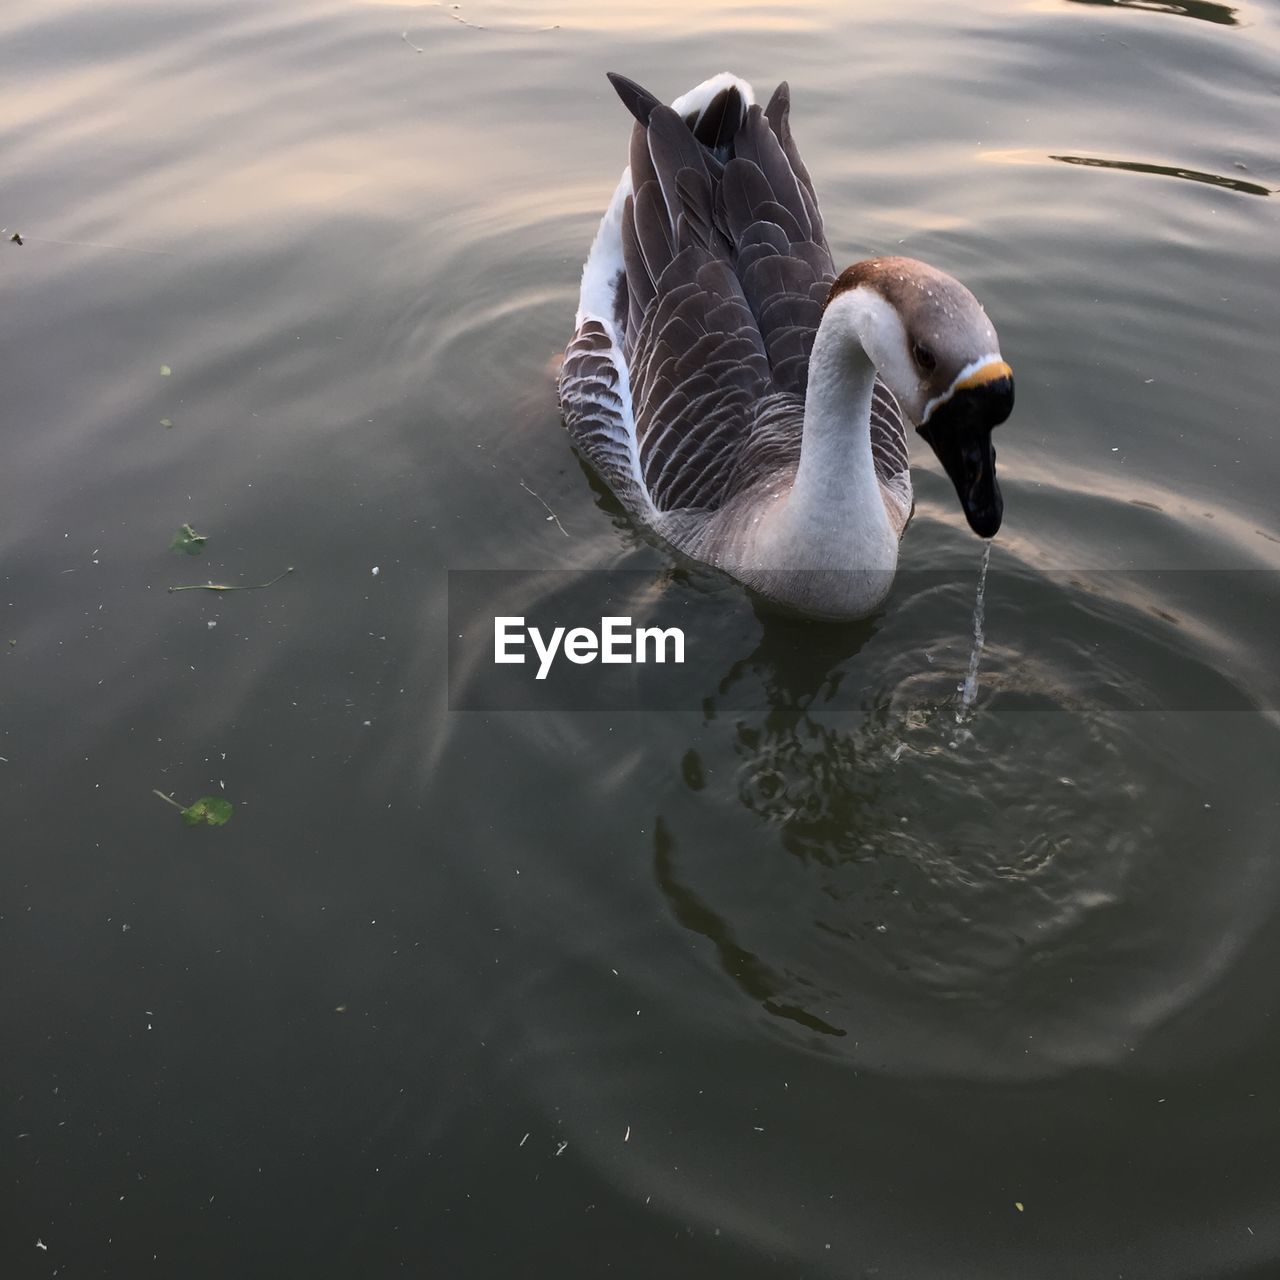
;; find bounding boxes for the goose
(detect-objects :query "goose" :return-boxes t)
[559,71,1014,621]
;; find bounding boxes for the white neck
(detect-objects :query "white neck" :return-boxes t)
[701,287,907,618]
[772,290,899,572]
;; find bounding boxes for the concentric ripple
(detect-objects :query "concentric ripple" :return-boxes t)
[651,553,1280,1080]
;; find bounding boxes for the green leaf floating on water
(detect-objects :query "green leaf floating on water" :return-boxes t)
[180,796,233,827]
[152,788,234,827]
[170,523,207,555]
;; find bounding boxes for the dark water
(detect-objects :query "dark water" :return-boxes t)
[4,0,1280,1276]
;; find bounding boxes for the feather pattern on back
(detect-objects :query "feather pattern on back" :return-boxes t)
[560,73,912,542]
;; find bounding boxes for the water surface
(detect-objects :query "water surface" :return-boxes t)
[4,0,1280,1276]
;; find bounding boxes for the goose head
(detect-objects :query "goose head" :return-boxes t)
[826,257,1014,538]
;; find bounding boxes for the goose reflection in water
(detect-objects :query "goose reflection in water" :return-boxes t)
[684,611,902,852]
[649,607,969,1043]
[654,612,889,1040]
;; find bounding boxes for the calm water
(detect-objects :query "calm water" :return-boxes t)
[4,0,1280,1276]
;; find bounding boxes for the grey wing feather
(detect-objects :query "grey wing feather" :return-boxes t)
[686,85,740,158]
[732,106,812,241]
[763,81,825,244]
[646,105,712,224]
[606,72,662,126]
[870,383,912,527]
[560,320,648,513]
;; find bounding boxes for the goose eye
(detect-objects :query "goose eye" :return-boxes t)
[913,342,937,374]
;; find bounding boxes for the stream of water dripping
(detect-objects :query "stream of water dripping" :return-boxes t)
[956,541,991,724]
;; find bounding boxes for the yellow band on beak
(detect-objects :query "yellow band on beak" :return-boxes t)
[955,360,1013,392]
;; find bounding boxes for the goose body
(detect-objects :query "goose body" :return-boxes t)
[559,72,1014,621]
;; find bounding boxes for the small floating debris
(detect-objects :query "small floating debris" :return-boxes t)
[169,567,294,594]
[170,523,207,556]
[519,480,569,537]
[1049,154,1272,198]
[152,788,234,827]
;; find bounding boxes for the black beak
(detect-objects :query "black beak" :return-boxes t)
[916,365,1013,538]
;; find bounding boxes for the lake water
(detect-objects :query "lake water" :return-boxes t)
[4,0,1279,1276]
